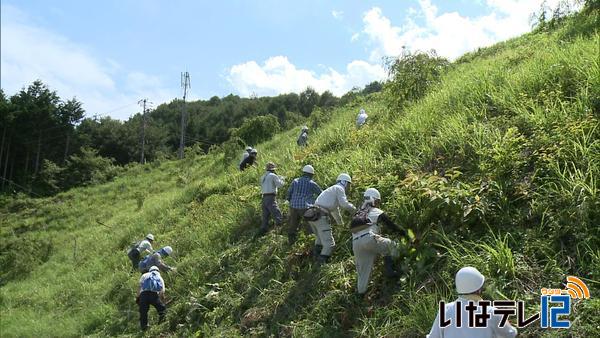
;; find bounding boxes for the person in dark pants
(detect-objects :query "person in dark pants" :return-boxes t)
[258,162,285,236]
[286,164,322,244]
[137,266,166,331]
[127,233,155,269]
[240,148,258,171]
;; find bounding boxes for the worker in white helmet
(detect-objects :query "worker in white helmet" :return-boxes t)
[427,267,518,338]
[305,173,356,263]
[297,126,309,147]
[351,188,407,295]
[127,234,155,269]
[356,108,368,128]
[136,266,166,331]
[286,164,322,244]
[138,246,176,274]
[240,148,258,171]
[239,146,253,166]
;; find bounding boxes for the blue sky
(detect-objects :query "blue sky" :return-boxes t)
[1,0,563,119]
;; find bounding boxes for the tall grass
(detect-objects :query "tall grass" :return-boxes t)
[1,11,599,337]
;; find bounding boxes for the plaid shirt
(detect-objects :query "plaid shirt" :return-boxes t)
[287,175,322,209]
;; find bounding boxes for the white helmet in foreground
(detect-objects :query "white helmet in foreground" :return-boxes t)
[364,188,381,200]
[302,165,315,175]
[336,173,352,183]
[146,233,155,241]
[456,267,485,294]
[149,266,160,272]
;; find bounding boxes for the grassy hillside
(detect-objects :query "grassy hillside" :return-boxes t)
[1,10,599,337]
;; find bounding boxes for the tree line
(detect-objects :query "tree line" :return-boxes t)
[0,80,383,196]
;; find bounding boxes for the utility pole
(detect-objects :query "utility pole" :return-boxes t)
[139,99,148,164]
[179,72,191,159]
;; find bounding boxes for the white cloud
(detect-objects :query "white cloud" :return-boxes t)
[331,10,344,20]
[0,4,175,120]
[360,0,573,61]
[227,56,385,97]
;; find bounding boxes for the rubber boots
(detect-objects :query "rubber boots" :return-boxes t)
[317,255,330,264]
[313,244,323,257]
[383,256,399,278]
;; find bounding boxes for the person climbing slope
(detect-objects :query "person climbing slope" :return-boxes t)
[304,173,356,264]
[136,266,167,331]
[351,188,407,295]
[297,126,309,147]
[258,162,285,236]
[127,233,155,269]
[138,246,176,273]
[239,146,252,166]
[356,108,368,128]
[240,148,258,171]
[286,164,322,244]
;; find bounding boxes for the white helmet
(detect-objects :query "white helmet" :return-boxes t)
[161,246,173,256]
[146,234,155,241]
[149,266,159,272]
[336,173,352,183]
[302,165,315,175]
[364,188,381,200]
[250,148,258,154]
[302,125,309,131]
[245,146,252,152]
[456,267,485,294]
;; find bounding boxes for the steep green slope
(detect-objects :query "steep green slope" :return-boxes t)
[1,12,599,337]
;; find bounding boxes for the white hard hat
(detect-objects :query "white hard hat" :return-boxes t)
[336,173,352,183]
[456,267,485,294]
[245,146,252,151]
[146,233,155,241]
[364,188,381,200]
[250,148,258,154]
[302,165,315,175]
[359,108,366,114]
[161,246,173,256]
[149,266,159,272]
[302,125,309,131]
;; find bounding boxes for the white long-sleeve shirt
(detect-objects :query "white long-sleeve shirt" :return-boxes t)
[137,239,153,255]
[260,171,284,194]
[427,296,518,338]
[314,183,356,224]
[356,110,368,127]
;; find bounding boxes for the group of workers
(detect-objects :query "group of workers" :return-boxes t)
[126,234,177,331]
[125,107,518,335]
[257,161,403,291]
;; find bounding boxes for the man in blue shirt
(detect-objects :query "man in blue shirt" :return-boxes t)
[286,165,322,244]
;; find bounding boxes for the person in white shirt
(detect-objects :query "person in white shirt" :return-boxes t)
[427,267,518,338]
[309,173,356,263]
[352,188,407,295]
[356,108,368,128]
[127,234,155,269]
[259,162,285,236]
[137,266,166,331]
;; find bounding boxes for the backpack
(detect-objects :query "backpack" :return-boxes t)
[350,206,373,229]
[142,271,163,292]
